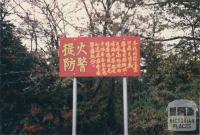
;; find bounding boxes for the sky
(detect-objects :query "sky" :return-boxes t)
[6,0,187,51]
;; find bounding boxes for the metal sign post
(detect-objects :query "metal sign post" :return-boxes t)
[123,77,128,135]
[72,77,77,135]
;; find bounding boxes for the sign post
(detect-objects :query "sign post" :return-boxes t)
[72,77,77,135]
[59,36,140,135]
[123,77,128,135]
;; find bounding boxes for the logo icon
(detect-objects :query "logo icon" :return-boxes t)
[167,99,198,131]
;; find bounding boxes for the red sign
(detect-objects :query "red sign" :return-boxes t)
[59,36,140,77]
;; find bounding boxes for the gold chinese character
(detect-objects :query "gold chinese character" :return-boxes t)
[122,67,127,72]
[115,42,119,46]
[116,58,121,64]
[122,57,127,63]
[122,53,126,58]
[105,46,110,53]
[107,64,111,68]
[101,58,105,63]
[116,63,122,68]
[107,58,111,63]
[91,48,95,54]
[122,62,127,68]
[90,42,95,48]
[91,54,95,59]
[132,46,137,51]
[95,42,100,52]
[110,41,115,47]
[96,58,101,64]
[117,68,122,73]
[127,40,131,46]
[127,45,131,51]
[90,60,95,65]
[102,68,107,76]
[96,52,100,58]
[102,62,106,67]
[111,47,116,52]
[105,41,110,46]
[77,57,87,72]
[63,58,75,71]
[111,64,116,73]
[121,41,126,47]
[133,62,138,72]
[111,57,115,64]
[106,53,111,58]
[107,68,112,74]
[116,52,121,58]
[122,47,126,53]
[77,42,87,55]
[96,64,101,69]
[101,52,105,57]
[133,40,138,46]
[127,55,133,68]
[96,71,101,76]
[62,43,75,56]
[111,53,115,57]
[96,67,101,75]
[100,43,105,52]
[116,46,120,52]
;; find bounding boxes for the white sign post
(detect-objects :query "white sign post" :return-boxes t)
[123,77,128,135]
[72,77,77,135]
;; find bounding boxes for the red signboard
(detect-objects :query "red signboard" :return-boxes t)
[59,36,140,77]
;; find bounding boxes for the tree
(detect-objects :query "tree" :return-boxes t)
[0,18,34,134]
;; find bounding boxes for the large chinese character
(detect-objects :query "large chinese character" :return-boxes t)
[78,57,87,72]
[77,42,87,55]
[63,58,76,71]
[62,43,75,56]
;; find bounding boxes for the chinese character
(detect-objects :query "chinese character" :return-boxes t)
[77,57,87,72]
[63,58,76,71]
[117,68,122,73]
[127,40,131,46]
[101,52,105,57]
[96,52,100,58]
[96,58,101,64]
[116,46,120,52]
[102,68,107,76]
[101,58,105,63]
[133,63,138,72]
[91,48,95,54]
[90,42,95,48]
[121,41,126,47]
[105,46,110,53]
[102,62,106,67]
[111,64,116,73]
[62,43,75,56]
[107,68,112,74]
[106,52,111,58]
[122,67,127,72]
[77,42,87,55]
[127,45,131,51]
[133,40,138,46]
[96,70,101,76]
[90,59,95,64]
